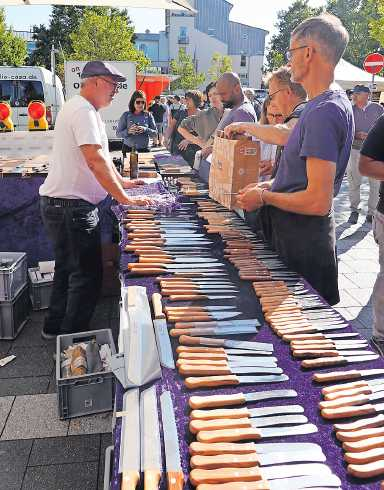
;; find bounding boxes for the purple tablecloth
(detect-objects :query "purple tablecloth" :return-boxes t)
[111,198,384,490]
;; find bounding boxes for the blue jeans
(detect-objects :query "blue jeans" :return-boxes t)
[40,196,103,335]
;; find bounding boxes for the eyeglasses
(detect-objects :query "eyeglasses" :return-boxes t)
[135,100,146,105]
[285,45,309,62]
[98,77,119,91]
[267,88,285,101]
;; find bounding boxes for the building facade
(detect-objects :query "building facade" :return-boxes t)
[135,0,267,89]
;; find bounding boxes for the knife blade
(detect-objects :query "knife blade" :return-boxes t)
[175,320,260,328]
[302,354,379,369]
[189,389,297,409]
[171,327,258,337]
[167,312,243,321]
[179,335,271,352]
[190,448,326,469]
[185,374,289,389]
[179,365,283,376]
[140,386,161,489]
[194,474,341,489]
[195,423,318,443]
[322,401,384,420]
[320,388,384,410]
[119,389,140,489]
[151,293,175,369]
[190,414,309,433]
[313,368,384,384]
[168,295,238,301]
[160,391,184,490]
[190,404,304,421]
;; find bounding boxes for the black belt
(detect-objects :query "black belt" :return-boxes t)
[41,196,94,208]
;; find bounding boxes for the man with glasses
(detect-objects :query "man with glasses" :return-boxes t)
[39,61,152,339]
[235,14,354,305]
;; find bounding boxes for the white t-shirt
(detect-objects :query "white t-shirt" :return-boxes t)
[39,95,108,205]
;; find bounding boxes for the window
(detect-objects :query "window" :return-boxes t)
[178,26,188,43]
[179,26,187,37]
[17,81,44,107]
[139,43,148,56]
[0,80,16,106]
[240,55,247,67]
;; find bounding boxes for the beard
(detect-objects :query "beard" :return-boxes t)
[222,100,234,109]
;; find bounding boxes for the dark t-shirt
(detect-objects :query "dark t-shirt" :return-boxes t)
[361,114,384,213]
[272,90,354,196]
[149,103,166,123]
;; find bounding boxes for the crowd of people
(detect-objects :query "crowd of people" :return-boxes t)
[38,12,384,358]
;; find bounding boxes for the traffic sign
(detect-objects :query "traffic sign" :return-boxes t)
[363,53,384,75]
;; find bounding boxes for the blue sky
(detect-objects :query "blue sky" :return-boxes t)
[4,0,326,38]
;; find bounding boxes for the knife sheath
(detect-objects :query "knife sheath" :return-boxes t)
[190,466,263,485]
[345,447,384,464]
[321,403,376,419]
[189,441,257,456]
[189,393,249,409]
[343,435,384,452]
[337,426,384,442]
[348,460,384,478]
[313,370,364,383]
[191,453,260,469]
[185,375,239,389]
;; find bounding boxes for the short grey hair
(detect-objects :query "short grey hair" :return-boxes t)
[292,13,349,66]
[267,66,307,100]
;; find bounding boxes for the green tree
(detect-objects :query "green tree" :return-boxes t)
[208,52,233,81]
[69,10,149,71]
[327,0,380,67]
[0,8,27,66]
[369,0,384,61]
[266,0,322,71]
[170,49,206,90]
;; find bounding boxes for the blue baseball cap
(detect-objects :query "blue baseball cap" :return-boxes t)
[81,61,126,82]
[353,85,370,94]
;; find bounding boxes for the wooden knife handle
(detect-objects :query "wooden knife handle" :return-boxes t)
[322,380,369,395]
[177,346,225,353]
[152,293,165,319]
[128,262,166,269]
[196,482,270,490]
[189,441,256,456]
[189,393,247,409]
[191,408,249,420]
[179,365,232,376]
[167,471,184,490]
[128,233,162,238]
[177,359,227,367]
[121,470,140,490]
[191,453,260,469]
[334,414,384,432]
[175,323,218,329]
[302,356,347,369]
[293,349,340,358]
[190,417,252,434]
[283,333,326,342]
[168,315,215,322]
[144,470,161,489]
[337,426,384,442]
[348,460,384,478]
[190,466,262,485]
[345,447,384,464]
[313,370,362,383]
[140,256,173,263]
[180,336,225,347]
[319,393,369,410]
[321,403,376,419]
[185,375,239,389]
[178,352,228,360]
[343,435,384,452]
[197,427,262,443]
[324,386,373,401]
[169,295,209,301]
[171,329,218,337]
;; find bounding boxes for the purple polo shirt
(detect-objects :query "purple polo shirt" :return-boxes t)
[272,89,354,196]
[352,102,384,149]
[216,98,256,130]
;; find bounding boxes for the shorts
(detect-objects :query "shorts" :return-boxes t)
[156,122,164,135]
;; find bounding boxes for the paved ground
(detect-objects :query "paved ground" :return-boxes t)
[0,175,378,489]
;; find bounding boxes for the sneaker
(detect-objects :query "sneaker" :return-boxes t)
[348,211,359,224]
[371,336,384,356]
[41,328,58,341]
[366,214,373,223]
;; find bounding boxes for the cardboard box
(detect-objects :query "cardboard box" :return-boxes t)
[209,135,260,209]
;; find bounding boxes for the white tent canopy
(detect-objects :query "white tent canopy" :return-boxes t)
[0,0,195,10]
[335,58,384,91]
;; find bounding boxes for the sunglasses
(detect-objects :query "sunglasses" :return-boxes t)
[135,100,146,105]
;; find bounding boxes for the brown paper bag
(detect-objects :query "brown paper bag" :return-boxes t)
[209,134,260,209]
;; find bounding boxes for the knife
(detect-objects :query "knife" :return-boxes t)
[119,389,140,489]
[128,263,225,270]
[195,423,318,443]
[167,312,243,321]
[162,284,238,290]
[177,351,274,360]
[130,269,229,276]
[151,293,175,369]
[194,474,341,489]
[168,295,238,302]
[140,386,162,489]
[140,257,220,264]
[185,374,289,389]
[174,320,260,328]
[343,435,384,452]
[276,324,350,336]
[189,441,325,456]
[179,365,283,376]
[190,404,304,422]
[160,391,184,490]
[347,460,384,479]
[171,327,258,337]
[179,335,271,352]
[190,414,309,433]
[320,388,384,409]
[344,446,384,464]
[163,290,240,298]
[302,354,379,369]
[283,332,359,342]
[323,379,384,399]
[337,425,384,443]
[293,349,375,359]
[291,339,367,347]
[165,306,237,311]
[313,368,384,384]
[177,359,277,369]
[189,389,297,409]
[322,401,384,420]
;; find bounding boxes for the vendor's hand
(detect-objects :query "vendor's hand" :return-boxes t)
[178,139,190,151]
[259,160,273,177]
[135,125,146,133]
[239,182,259,194]
[224,122,247,139]
[356,131,368,140]
[124,196,154,207]
[201,145,213,159]
[128,124,138,134]
[123,178,145,188]
[237,186,264,212]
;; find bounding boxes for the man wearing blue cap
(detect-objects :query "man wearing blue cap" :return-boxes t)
[347,84,383,224]
[39,61,152,339]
